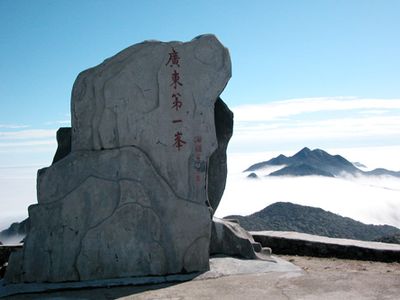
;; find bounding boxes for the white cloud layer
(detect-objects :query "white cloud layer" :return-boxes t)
[0,129,56,140]
[0,173,35,230]
[233,97,400,122]
[0,129,57,155]
[229,97,400,152]
[44,120,71,126]
[1,97,400,233]
[216,148,400,229]
[0,124,29,129]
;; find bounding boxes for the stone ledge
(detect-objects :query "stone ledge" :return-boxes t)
[252,231,400,262]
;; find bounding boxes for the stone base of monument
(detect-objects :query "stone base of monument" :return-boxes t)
[0,256,302,298]
[210,218,274,261]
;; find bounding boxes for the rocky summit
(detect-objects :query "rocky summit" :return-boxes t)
[5,35,232,283]
[244,147,400,178]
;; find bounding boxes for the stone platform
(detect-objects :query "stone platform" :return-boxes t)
[0,256,301,298]
[2,255,400,299]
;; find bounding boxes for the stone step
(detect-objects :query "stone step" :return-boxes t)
[251,242,262,252]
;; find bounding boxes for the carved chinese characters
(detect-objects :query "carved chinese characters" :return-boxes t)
[194,136,203,184]
[166,47,186,151]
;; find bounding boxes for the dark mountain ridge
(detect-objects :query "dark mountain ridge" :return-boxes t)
[0,218,29,244]
[269,163,335,177]
[226,202,400,242]
[244,147,400,178]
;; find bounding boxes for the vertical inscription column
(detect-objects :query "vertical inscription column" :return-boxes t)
[164,47,205,191]
[194,136,203,185]
[166,48,186,151]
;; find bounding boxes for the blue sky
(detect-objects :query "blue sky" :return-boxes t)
[0,1,400,227]
[1,0,400,125]
[1,1,399,148]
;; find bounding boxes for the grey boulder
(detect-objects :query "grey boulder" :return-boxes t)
[210,218,273,261]
[5,34,231,283]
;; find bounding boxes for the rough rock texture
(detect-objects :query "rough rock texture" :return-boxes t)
[71,35,231,200]
[0,245,22,279]
[51,96,234,214]
[210,218,273,261]
[52,127,71,164]
[5,34,231,283]
[207,98,233,212]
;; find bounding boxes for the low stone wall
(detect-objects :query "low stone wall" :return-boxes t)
[252,231,400,263]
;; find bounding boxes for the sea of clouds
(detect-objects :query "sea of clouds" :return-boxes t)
[0,166,37,231]
[214,97,400,228]
[1,97,400,231]
[215,148,400,229]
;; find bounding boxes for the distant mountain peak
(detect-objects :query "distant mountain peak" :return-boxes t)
[244,147,400,178]
[269,163,335,177]
[247,172,259,179]
[245,147,358,176]
[292,147,312,158]
[299,146,311,153]
[294,147,329,159]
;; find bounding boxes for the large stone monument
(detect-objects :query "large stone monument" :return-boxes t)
[5,35,232,283]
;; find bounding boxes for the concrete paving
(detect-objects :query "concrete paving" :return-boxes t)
[2,255,400,299]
